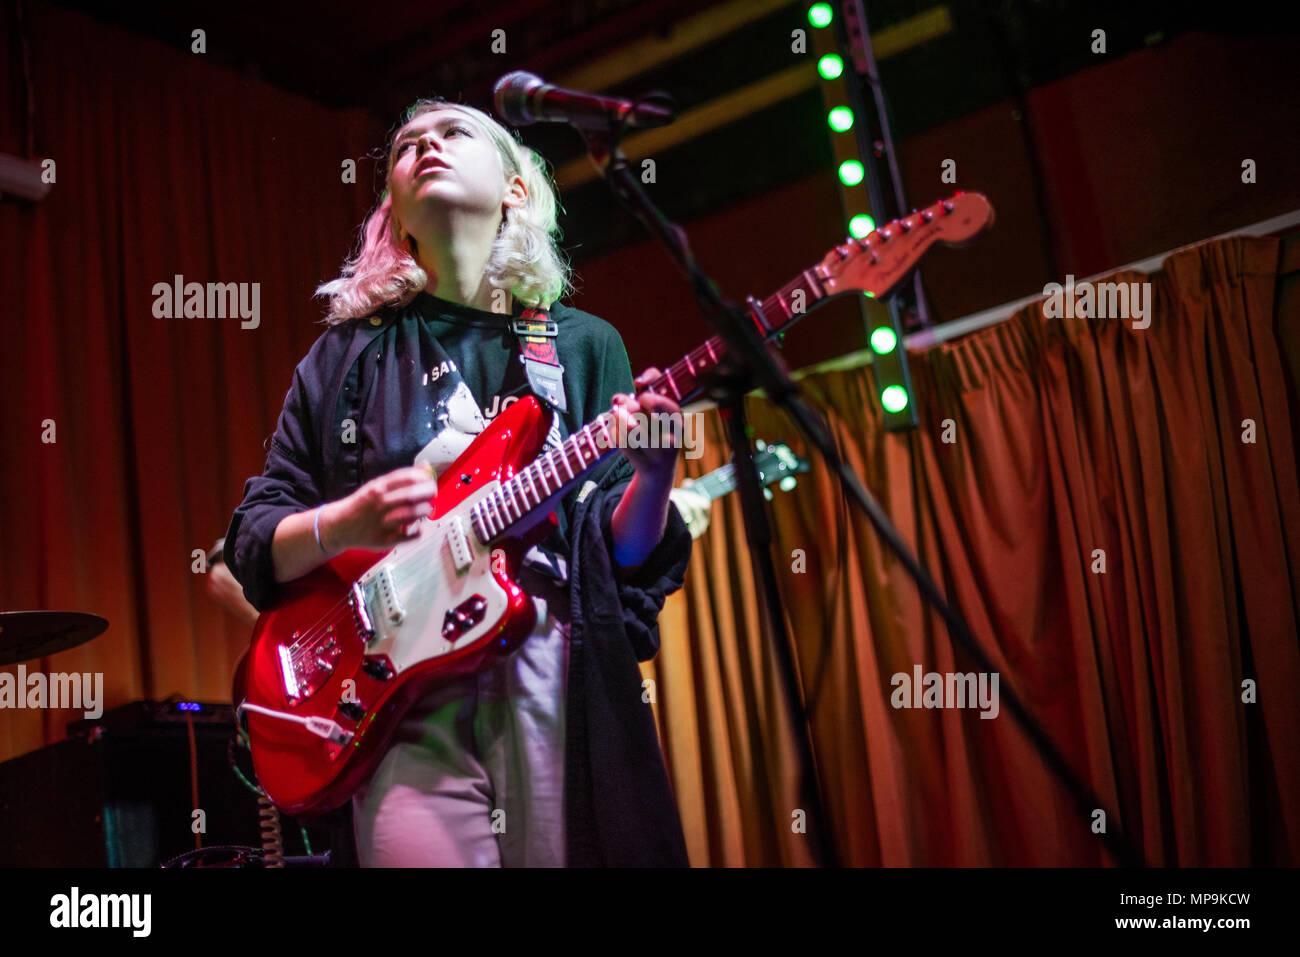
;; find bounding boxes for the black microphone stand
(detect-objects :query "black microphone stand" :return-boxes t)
[580,126,838,867]
[577,118,1147,870]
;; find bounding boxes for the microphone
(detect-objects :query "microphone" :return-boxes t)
[493,71,675,131]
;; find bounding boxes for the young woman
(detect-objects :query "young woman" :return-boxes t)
[224,98,694,866]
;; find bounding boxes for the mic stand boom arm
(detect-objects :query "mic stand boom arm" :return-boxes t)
[580,128,1147,869]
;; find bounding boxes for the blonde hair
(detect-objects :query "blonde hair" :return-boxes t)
[315,98,571,323]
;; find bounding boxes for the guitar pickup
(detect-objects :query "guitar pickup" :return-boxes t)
[372,565,405,627]
[446,516,473,572]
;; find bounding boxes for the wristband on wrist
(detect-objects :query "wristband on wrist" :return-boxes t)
[314,505,328,553]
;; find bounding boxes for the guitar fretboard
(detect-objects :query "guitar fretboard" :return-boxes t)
[692,465,735,502]
[468,276,828,543]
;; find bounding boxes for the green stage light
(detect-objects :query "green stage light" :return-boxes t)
[870,326,897,354]
[818,53,844,80]
[828,106,854,132]
[838,160,864,187]
[881,385,909,413]
[808,3,833,28]
[849,214,875,238]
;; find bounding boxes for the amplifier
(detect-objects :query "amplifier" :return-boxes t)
[0,699,354,867]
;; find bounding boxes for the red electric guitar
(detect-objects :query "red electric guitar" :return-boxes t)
[233,191,994,815]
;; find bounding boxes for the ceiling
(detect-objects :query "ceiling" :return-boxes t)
[49,0,719,120]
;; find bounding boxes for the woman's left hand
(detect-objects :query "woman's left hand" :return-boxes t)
[611,367,683,482]
[609,367,686,567]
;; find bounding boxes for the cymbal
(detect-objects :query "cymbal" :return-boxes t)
[0,611,109,665]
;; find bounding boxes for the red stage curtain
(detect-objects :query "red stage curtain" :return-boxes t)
[0,3,385,761]
[646,234,1300,865]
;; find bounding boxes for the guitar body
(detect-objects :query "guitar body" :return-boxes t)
[233,395,558,817]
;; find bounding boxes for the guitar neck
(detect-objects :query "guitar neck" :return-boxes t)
[468,192,991,544]
[469,295,809,542]
[691,467,733,502]
[630,279,823,410]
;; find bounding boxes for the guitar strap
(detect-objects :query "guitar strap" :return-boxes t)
[510,305,567,413]
[508,304,572,587]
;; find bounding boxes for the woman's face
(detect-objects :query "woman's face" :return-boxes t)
[388,108,522,240]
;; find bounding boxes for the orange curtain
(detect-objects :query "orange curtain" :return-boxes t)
[645,234,1300,866]
[0,4,384,764]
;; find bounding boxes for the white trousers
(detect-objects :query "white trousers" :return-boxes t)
[351,569,570,868]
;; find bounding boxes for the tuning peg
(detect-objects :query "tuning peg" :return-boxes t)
[780,477,797,492]
[755,439,766,450]
[763,488,773,501]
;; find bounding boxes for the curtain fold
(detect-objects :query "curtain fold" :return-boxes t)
[0,3,385,763]
[647,234,1300,866]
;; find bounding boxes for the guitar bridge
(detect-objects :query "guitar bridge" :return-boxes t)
[278,628,341,703]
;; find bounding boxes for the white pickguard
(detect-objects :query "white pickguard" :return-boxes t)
[353,482,510,674]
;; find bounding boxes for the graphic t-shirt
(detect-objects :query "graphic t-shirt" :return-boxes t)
[337,290,638,565]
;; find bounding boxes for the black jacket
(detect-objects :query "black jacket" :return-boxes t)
[224,295,692,866]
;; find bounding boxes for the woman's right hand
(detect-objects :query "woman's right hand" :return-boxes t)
[326,464,439,551]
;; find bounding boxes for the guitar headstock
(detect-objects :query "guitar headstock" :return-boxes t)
[753,440,811,499]
[818,191,994,300]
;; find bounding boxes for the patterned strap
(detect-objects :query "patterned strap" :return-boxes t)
[510,305,567,413]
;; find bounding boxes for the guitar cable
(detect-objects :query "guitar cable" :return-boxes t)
[227,726,313,866]
[257,795,284,869]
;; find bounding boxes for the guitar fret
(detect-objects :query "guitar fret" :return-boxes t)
[664,369,681,401]
[596,415,614,448]
[496,489,514,521]
[581,428,599,460]
[559,447,575,481]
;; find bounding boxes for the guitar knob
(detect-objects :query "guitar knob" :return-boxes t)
[338,700,365,722]
[362,657,394,681]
